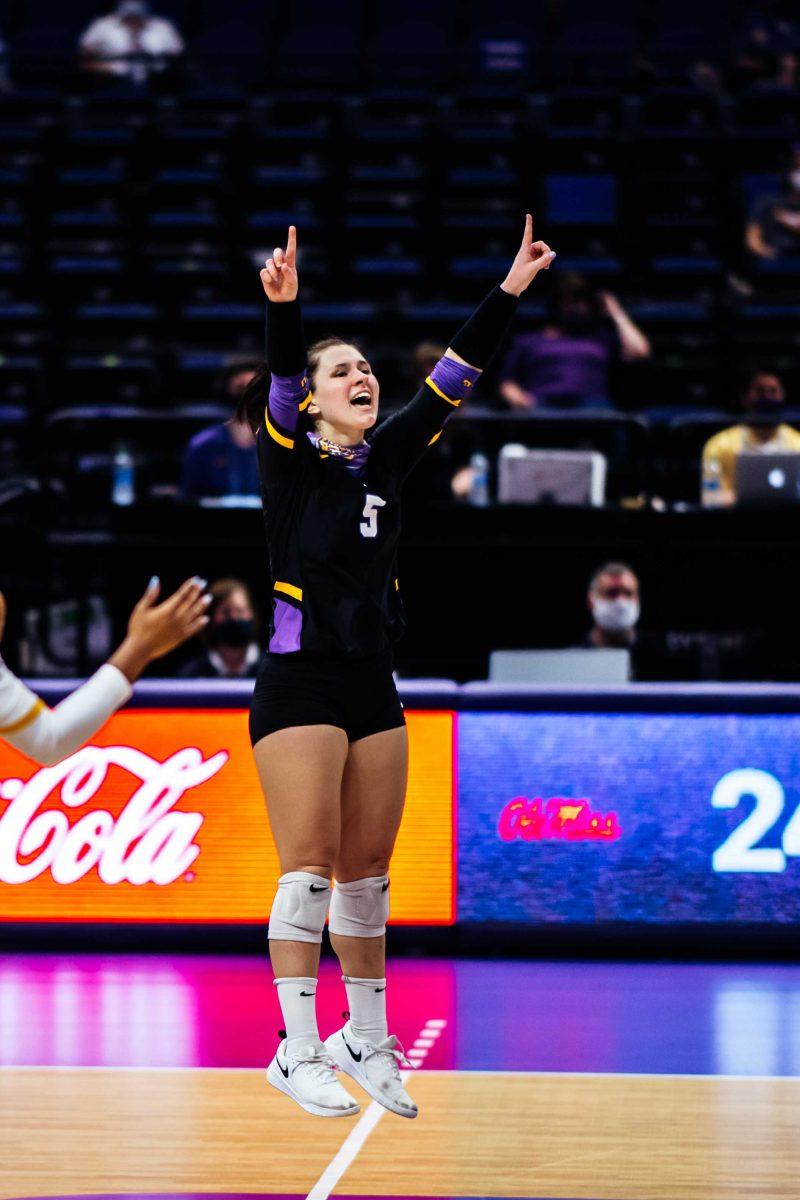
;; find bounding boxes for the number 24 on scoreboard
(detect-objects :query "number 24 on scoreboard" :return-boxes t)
[712,767,800,874]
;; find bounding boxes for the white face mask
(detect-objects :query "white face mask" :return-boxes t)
[592,597,640,633]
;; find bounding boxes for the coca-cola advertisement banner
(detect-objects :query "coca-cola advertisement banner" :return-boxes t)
[0,709,455,924]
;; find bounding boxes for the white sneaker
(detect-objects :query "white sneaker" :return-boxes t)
[324,1021,418,1119]
[266,1038,361,1118]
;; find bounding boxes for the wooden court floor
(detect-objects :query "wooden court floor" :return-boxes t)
[1,1067,798,1200]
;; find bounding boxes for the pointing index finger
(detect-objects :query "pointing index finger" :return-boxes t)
[286,224,297,267]
[523,213,533,247]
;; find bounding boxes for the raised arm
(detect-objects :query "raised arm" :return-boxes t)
[372,215,555,479]
[259,226,313,456]
[0,577,209,766]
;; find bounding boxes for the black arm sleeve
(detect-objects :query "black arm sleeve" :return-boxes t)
[266,299,307,376]
[370,285,520,483]
[448,285,519,368]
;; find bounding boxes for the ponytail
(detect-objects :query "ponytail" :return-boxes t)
[236,361,270,436]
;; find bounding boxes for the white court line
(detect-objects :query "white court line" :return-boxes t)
[304,1018,447,1200]
[304,1085,403,1200]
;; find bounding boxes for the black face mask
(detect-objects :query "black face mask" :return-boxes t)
[747,396,784,415]
[209,618,255,648]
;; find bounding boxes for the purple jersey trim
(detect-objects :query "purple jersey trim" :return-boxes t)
[269,598,303,653]
[268,371,310,433]
[428,356,482,403]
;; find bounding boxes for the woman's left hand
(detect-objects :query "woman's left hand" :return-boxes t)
[501,214,556,297]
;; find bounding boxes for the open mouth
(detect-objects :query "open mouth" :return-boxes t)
[350,391,372,407]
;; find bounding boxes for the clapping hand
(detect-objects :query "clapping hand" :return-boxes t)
[260,225,299,302]
[501,214,556,298]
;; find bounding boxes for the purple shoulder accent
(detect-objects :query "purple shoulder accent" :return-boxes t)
[428,356,482,403]
[269,599,302,653]
[268,371,310,433]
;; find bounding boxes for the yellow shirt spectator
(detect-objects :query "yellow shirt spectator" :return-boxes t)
[701,423,800,506]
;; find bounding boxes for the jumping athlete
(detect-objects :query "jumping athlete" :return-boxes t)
[245,217,555,1119]
[0,577,210,765]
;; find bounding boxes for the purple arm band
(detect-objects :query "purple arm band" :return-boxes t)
[428,356,482,404]
[268,371,309,433]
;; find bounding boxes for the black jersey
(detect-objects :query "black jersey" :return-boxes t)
[258,286,518,660]
[258,363,469,659]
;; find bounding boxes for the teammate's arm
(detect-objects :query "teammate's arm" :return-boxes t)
[372,215,555,478]
[0,577,210,766]
[259,225,312,460]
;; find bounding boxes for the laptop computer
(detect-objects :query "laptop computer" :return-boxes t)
[735,451,800,506]
[497,446,607,506]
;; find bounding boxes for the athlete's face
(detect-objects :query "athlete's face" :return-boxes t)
[309,344,379,442]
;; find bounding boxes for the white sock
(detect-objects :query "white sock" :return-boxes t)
[343,974,388,1043]
[274,976,320,1052]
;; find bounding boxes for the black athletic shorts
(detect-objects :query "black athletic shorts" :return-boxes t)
[249,648,406,746]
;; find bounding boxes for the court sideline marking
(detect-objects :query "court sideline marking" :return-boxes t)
[305,1018,446,1200]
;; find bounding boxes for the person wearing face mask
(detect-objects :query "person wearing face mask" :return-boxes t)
[499,273,650,411]
[586,562,641,652]
[700,371,800,507]
[177,577,260,679]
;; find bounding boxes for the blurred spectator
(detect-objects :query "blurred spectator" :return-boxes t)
[746,147,800,263]
[0,32,10,94]
[701,370,800,507]
[732,2,799,90]
[498,275,650,410]
[586,562,640,652]
[180,360,261,502]
[177,578,260,679]
[79,1,184,84]
[413,341,446,383]
[751,50,799,91]
[582,562,758,680]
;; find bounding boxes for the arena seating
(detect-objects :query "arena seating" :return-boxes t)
[0,0,798,510]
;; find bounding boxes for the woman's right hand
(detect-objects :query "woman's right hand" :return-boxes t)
[108,577,212,684]
[260,225,299,302]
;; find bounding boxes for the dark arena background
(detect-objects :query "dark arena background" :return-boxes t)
[2,1,800,1197]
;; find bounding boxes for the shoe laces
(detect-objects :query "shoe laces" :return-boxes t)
[365,1034,412,1078]
[291,1044,340,1084]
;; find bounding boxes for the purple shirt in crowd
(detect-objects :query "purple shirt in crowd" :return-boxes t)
[501,326,619,407]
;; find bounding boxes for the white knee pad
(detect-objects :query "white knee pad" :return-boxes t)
[268,871,331,943]
[328,874,390,938]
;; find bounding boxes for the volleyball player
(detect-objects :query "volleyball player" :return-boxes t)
[0,576,209,765]
[245,217,555,1118]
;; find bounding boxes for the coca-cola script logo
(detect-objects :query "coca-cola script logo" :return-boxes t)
[498,796,622,843]
[0,744,228,886]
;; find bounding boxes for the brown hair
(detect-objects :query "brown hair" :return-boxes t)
[236,338,365,435]
[589,561,637,593]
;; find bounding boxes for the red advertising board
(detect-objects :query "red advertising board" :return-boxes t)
[0,708,455,923]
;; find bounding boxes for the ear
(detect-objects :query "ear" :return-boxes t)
[307,400,321,416]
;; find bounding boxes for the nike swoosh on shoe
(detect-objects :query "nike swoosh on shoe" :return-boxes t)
[343,1036,362,1062]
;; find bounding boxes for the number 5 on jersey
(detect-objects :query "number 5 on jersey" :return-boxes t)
[360,493,386,539]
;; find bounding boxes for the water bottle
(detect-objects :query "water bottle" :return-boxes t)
[112,441,135,507]
[469,452,490,507]
[701,456,722,508]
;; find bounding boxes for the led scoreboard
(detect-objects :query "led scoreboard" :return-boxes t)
[3,683,800,928]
